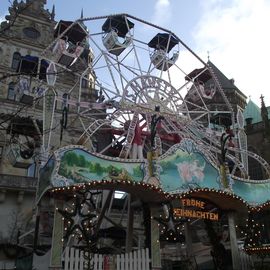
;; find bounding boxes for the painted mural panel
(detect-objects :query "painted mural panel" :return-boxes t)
[38,143,270,207]
[158,143,220,193]
[232,179,270,205]
[54,148,145,187]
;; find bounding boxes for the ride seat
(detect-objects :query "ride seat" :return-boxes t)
[53,38,84,67]
[150,49,179,71]
[102,29,132,56]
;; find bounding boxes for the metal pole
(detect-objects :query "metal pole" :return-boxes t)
[228,211,241,270]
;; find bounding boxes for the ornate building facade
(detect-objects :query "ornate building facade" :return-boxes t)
[0,1,95,267]
[243,96,270,179]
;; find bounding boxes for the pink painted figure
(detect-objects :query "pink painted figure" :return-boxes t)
[177,160,205,183]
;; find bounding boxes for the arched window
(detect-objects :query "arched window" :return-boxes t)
[11,52,21,71]
[7,82,16,100]
[81,77,88,88]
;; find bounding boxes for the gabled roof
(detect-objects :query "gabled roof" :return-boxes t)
[243,99,262,124]
[207,61,247,99]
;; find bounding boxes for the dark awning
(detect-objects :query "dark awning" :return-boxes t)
[185,68,212,83]
[19,55,39,74]
[148,33,178,52]
[102,15,134,38]
[54,20,88,44]
[7,117,43,137]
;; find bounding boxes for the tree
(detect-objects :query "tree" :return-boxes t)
[93,163,102,175]
[78,155,87,167]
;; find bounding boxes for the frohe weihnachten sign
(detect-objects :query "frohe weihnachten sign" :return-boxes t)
[173,198,219,221]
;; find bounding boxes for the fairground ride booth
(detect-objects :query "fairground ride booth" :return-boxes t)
[35,138,270,270]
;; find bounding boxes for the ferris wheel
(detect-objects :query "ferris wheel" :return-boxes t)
[34,14,270,258]
[52,14,235,161]
[38,14,270,180]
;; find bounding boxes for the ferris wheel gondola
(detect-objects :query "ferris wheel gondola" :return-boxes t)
[102,15,134,56]
[148,33,179,71]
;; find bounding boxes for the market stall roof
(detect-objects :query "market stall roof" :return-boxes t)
[148,33,178,52]
[54,20,88,44]
[102,15,134,38]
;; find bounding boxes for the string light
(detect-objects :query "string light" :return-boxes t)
[50,173,270,252]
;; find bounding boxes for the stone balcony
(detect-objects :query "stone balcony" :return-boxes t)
[0,174,37,191]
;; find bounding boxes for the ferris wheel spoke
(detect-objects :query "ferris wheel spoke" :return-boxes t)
[91,52,103,68]
[98,134,126,155]
[130,42,143,76]
[103,54,121,95]
[106,52,141,78]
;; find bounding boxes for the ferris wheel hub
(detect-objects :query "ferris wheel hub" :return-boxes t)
[121,75,186,116]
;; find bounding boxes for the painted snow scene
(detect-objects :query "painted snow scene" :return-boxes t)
[158,142,220,193]
[55,148,145,186]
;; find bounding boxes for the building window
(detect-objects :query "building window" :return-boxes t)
[81,77,88,88]
[11,52,21,71]
[0,146,3,159]
[89,79,94,89]
[23,27,41,39]
[7,82,16,101]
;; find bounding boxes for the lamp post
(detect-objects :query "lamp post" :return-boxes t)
[220,132,233,190]
[46,62,57,86]
[150,106,164,150]
[148,106,164,177]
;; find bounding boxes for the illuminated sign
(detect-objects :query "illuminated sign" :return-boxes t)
[173,199,219,221]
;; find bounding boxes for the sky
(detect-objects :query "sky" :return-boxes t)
[1,0,270,106]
